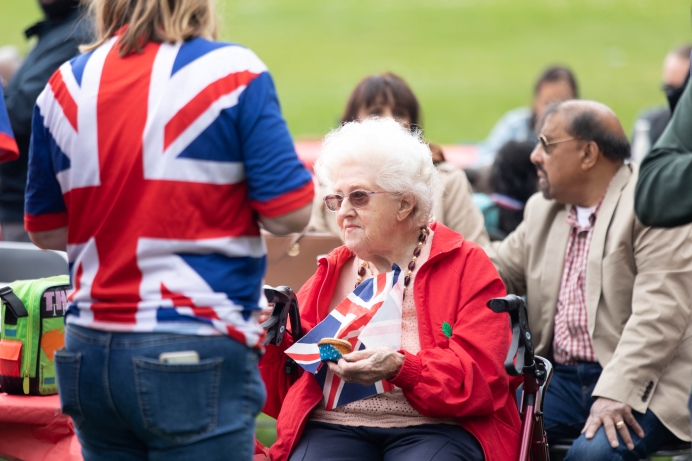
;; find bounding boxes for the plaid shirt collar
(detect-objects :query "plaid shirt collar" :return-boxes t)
[566,203,599,232]
[564,181,613,232]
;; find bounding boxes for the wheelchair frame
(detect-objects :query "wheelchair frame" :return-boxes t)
[487,295,553,461]
[262,288,554,460]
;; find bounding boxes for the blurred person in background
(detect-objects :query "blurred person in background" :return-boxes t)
[473,66,578,168]
[490,100,692,460]
[309,72,490,247]
[635,52,692,227]
[0,0,91,242]
[631,44,691,163]
[24,0,313,459]
[0,46,23,87]
[472,140,537,240]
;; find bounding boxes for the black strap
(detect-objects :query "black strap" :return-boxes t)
[0,286,28,318]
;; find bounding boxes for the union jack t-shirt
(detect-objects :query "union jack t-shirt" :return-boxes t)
[24,35,314,348]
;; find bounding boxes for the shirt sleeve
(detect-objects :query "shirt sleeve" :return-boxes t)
[635,79,692,227]
[0,85,19,163]
[24,103,68,232]
[237,70,314,218]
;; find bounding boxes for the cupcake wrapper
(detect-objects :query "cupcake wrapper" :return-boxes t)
[318,343,344,362]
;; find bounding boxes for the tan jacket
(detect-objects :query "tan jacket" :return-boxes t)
[488,163,692,441]
[309,161,490,247]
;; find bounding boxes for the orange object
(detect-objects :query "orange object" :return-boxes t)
[40,328,65,362]
[0,340,22,377]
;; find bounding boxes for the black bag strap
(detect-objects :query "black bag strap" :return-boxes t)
[0,286,28,318]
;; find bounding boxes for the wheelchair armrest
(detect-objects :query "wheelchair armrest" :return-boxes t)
[487,295,534,376]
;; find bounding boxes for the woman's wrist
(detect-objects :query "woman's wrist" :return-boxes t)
[385,351,405,380]
[388,350,422,390]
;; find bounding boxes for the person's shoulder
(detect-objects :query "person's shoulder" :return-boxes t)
[498,106,532,124]
[435,161,468,183]
[634,106,670,124]
[428,224,500,281]
[174,38,268,75]
[430,223,486,262]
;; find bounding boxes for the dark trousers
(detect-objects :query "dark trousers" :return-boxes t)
[289,421,484,461]
[543,363,679,461]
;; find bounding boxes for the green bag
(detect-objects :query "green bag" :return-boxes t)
[0,275,70,395]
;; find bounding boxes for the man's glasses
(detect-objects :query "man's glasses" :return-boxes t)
[323,190,388,212]
[538,134,580,152]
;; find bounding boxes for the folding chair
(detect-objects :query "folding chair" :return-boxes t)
[0,241,68,284]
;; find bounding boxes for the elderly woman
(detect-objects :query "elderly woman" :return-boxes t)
[260,118,520,461]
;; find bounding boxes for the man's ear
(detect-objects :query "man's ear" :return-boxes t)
[581,141,599,170]
[397,194,416,222]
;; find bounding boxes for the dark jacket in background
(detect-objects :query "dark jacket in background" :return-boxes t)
[635,73,692,227]
[0,8,91,223]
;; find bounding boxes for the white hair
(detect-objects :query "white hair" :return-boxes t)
[314,117,441,228]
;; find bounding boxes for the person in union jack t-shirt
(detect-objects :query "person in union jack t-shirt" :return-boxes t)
[24,0,313,459]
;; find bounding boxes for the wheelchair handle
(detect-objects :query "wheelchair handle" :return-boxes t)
[486,295,535,376]
[262,286,302,347]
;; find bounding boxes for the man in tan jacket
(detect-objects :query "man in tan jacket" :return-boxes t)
[489,100,692,460]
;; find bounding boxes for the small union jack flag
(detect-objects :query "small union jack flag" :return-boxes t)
[286,266,404,410]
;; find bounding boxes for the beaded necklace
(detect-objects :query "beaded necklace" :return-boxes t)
[355,226,429,299]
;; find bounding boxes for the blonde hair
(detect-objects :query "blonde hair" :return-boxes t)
[81,0,217,57]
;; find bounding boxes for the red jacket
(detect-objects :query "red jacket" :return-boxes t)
[259,223,521,461]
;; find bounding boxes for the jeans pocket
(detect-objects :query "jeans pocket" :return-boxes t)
[133,356,223,442]
[55,349,86,429]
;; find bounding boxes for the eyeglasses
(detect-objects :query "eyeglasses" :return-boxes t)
[323,190,388,212]
[538,134,580,152]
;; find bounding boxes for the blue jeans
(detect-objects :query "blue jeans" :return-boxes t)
[290,421,484,461]
[543,363,678,460]
[55,325,266,461]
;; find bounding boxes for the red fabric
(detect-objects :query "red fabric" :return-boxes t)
[251,180,315,218]
[0,393,82,461]
[0,340,22,377]
[0,132,19,163]
[259,222,521,461]
[24,211,69,232]
[553,205,600,364]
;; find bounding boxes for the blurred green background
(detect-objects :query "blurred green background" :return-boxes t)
[2,0,691,144]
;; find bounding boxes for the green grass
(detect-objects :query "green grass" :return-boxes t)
[2,1,691,143]
[256,413,277,447]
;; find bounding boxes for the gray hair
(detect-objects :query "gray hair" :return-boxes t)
[314,117,441,228]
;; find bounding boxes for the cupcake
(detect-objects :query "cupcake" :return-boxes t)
[317,338,353,362]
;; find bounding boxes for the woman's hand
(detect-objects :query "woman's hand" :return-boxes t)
[258,303,274,325]
[327,347,404,387]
